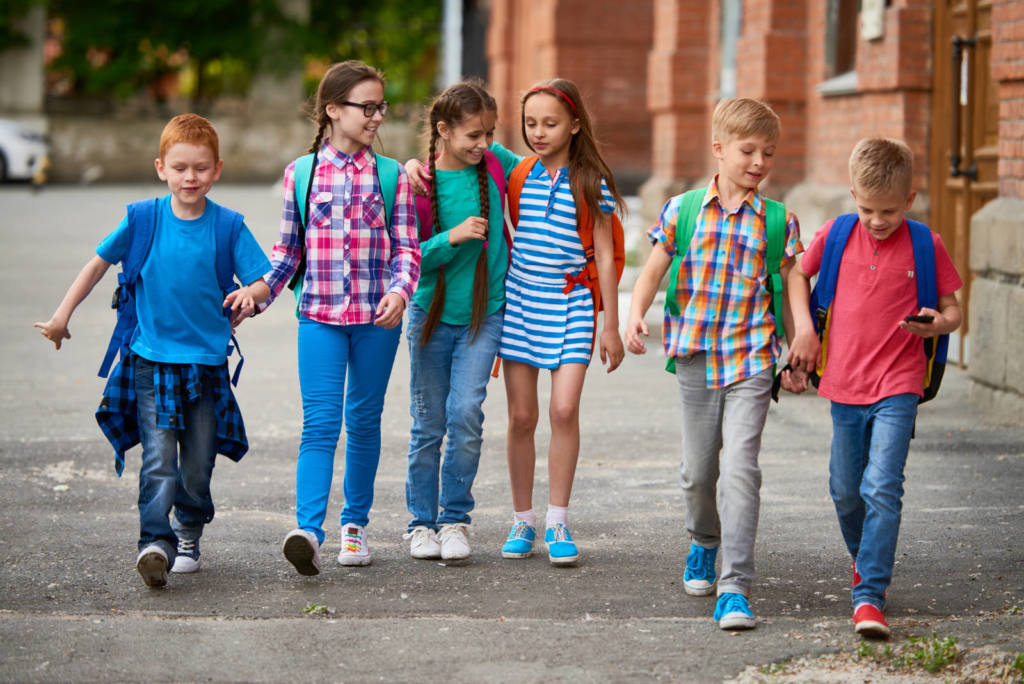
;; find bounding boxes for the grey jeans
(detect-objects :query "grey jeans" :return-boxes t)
[675,353,772,595]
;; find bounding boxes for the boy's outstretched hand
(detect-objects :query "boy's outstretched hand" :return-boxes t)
[224,287,256,327]
[624,316,649,355]
[34,317,71,350]
[599,328,624,373]
[787,329,821,374]
[779,365,810,394]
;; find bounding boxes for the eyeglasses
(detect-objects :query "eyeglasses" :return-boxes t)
[340,101,390,118]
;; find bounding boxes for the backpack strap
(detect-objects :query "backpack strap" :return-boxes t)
[663,189,705,373]
[764,198,786,342]
[907,218,949,399]
[507,156,537,227]
[287,152,316,291]
[483,149,513,260]
[374,153,400,226]
[98,198,158,378]
[806,213,858,383]
[211,200,245,386]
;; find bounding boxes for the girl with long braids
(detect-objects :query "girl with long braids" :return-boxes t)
[243,60,419,576]
[402,80,521,561]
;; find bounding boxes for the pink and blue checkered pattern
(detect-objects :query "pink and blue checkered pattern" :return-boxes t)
[264,142,419,325]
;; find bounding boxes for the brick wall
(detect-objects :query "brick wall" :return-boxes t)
[487,0,653,189]
[992,0,1024,198]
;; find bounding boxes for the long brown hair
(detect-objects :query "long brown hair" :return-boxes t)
[306,60,385,155]
[420,79,497,346]
[520,78,626,218]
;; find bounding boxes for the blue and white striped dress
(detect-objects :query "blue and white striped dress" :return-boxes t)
[498,160,615,369]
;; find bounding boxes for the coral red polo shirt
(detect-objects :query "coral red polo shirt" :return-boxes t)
[800,218,962,405]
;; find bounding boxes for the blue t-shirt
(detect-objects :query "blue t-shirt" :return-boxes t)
[96,195,270,365]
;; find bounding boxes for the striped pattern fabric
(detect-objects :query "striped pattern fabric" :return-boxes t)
[263,142,420,326]
[648,177,802,388]
[498,160,614,368]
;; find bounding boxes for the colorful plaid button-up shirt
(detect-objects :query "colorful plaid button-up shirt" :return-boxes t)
[263,142,420,325]
[649,176,803,388]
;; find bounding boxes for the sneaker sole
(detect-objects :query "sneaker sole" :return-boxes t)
[136,552,168,588]
[282,536,320,576]
[410,550,442,560]
[170,558,200,573]
[441,551,471,561]
[855,620,891,639]
[683,581,716,597]
[719,613,756,630]
[548,552,579,566]
[501,549,533,559]
[338,554,372,567]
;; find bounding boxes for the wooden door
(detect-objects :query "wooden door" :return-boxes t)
[929,0,999,363]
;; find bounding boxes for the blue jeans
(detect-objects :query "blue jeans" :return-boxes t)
[405,303,504,530]
[134,356,217,561]
[829,394,919,609]
[295,316,402,544]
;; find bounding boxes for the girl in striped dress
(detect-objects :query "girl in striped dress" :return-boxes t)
[499,79,626,565]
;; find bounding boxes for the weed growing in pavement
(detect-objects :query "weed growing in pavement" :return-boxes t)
[1009,653,1024,683]
[302,602,334,617]
[757,659,790,675]
[854,633,959,675]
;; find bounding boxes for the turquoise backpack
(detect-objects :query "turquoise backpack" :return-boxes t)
[288,151,401,318]
[663,189,787,392]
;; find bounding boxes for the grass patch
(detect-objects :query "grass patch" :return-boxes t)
[302,602,334,617]
[855,632,959,675]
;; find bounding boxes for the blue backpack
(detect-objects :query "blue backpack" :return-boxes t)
[809,214,948,403]
[288,151,400,318]
[98,197,245,385]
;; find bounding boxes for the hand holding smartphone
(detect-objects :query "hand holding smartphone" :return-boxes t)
[904,314,934,324]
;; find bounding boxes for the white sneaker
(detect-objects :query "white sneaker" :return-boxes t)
[403,526,441,559]
[282,528,321,576]
[136,545,168,588]
[438,523,471,561]
[338,524,372,566]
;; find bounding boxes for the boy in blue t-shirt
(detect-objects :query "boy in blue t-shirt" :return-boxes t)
[35,114,270,588]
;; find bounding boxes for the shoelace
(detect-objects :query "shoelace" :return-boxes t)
[178,539,197,556]
[402,527,432,542]
[508,521,533,540]
[717,594,750,617]
[686,547,712,576]
[438,524,468,543]
[548,523,571,543]
[343,530,363,554]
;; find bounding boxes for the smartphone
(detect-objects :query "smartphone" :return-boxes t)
[904,314,934,324]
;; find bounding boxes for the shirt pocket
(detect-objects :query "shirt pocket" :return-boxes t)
[356,192,389,254]
[728,228,766,283]
[308,191,333,230]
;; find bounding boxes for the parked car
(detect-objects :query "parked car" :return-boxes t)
[0,119,49,182]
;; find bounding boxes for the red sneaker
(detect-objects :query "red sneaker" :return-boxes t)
[853,603,891,639]
[852,560,861,587]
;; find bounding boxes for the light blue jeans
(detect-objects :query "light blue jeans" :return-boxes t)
[134,356,217,561]
[405,303,504,530]
[295,316,402,544]
[829,393,918,610]
[675,353,773,596]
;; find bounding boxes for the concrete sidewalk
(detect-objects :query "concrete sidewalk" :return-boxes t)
[1,185,1022,682]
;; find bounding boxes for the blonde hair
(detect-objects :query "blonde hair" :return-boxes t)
[849,137,913,197]
[711,98,780,144]
[159,113,219,162]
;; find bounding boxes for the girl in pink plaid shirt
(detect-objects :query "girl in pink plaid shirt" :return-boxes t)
[241,61,420,576]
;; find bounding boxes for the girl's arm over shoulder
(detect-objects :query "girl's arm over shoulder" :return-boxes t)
[34,254,112,350]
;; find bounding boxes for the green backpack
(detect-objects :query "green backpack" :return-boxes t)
[287,151,401,318]
[663,189,786,376]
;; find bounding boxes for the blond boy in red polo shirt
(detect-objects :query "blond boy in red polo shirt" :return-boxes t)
[787,137,962,639]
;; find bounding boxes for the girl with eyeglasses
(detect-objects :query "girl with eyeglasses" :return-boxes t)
[240,60,420,576]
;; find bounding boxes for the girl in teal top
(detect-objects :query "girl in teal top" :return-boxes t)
[404,81,521,561]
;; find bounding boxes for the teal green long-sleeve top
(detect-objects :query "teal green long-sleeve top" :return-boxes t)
[413,142,523,324]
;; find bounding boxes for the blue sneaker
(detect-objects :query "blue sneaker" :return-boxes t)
[683,543,718,596]
[544,523,579,566]
[714,592,756,630]
[501,521,536,559]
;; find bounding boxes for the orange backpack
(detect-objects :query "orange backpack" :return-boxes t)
[506,156,625,319]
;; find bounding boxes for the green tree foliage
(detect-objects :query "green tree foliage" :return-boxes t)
[302,0,442,108]
[0,0,41,52]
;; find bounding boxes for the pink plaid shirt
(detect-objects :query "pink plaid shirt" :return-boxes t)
[263,142,420,325]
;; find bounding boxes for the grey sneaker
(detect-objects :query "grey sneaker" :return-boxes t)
[171,537,200,573]
[136,545,168,588]
[403,526,441,559]
[282,529,321,576]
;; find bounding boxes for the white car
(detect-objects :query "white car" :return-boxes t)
[0,119,49,182]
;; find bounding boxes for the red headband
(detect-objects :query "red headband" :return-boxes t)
[529,86,578,117]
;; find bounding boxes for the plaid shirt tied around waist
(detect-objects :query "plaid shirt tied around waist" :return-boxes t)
[649,178,803,388]
[96,354,247,476]
[262,142,420,325]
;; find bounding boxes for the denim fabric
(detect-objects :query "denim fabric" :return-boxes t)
[134,356,217,559]
[829,394,918,609]
[675,353,772,595]
[405,302,503,530]
[295,316,402,544]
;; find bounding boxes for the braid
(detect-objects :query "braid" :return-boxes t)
[419,126,446,346]
[308,115,328,154]
[469,159,490,339]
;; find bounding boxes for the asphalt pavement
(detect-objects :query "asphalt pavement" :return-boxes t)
[1,184,1022,682]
